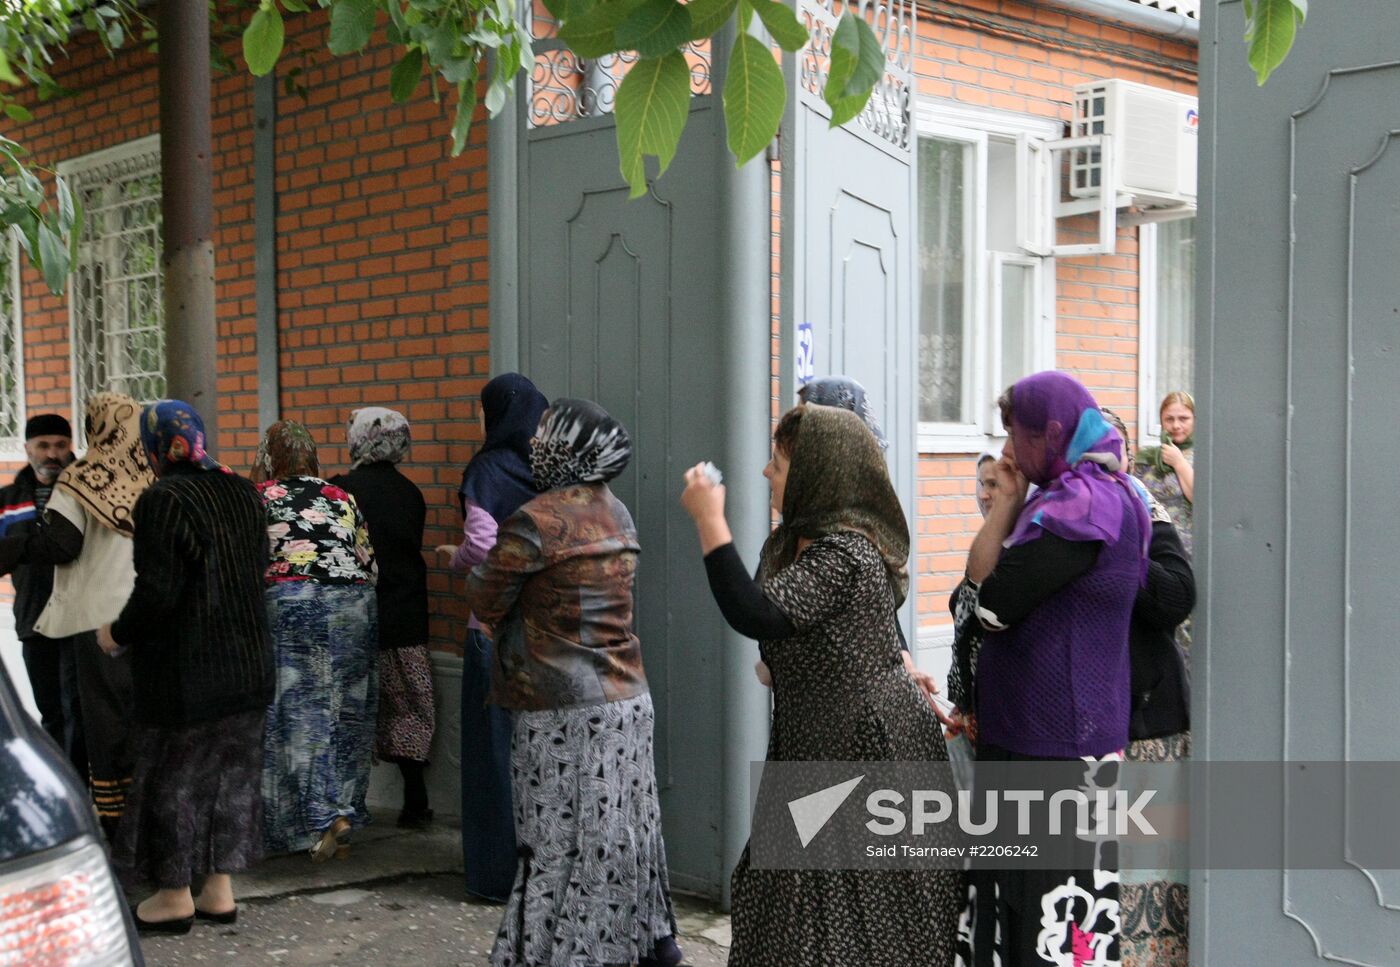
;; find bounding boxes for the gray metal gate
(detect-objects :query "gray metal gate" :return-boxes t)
[1197,0,1400,961]
[782,0,919,636]
[490,18,773,902]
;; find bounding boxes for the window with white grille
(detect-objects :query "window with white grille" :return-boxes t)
[0,236,24,455]
[58,136,164,438]
[1137,217,1196,444]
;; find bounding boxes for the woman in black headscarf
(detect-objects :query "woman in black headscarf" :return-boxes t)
[466,398,681,967]
[438,373,548,902]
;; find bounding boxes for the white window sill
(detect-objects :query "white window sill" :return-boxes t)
[917,424,1006,456]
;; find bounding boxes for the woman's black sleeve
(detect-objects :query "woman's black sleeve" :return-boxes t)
[976,533,1103,631]
[1134,520,1196,630]
[703,542,797,641]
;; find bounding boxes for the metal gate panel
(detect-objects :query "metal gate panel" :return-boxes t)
[784,0,918,636]
[1198,1,1400,961]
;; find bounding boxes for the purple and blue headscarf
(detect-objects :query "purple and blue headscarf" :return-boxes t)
[1002,372,1151,573]
[140,400,223,476]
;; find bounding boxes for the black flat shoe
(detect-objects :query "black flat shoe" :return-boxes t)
[639,934,684,967]
[195,907,238,925]
[133,911,194,935]
[396,807,434,829]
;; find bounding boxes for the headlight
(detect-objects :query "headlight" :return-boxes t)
[0,836,134,966]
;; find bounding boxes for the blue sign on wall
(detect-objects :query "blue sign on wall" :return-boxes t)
[797,321,815,385]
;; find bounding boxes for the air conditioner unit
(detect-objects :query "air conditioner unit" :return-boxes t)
[1069,79,1198,209]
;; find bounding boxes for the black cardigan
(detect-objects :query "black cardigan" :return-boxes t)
[330,462,429,649]
[1129,518,1195,740]
[111,467,274,727]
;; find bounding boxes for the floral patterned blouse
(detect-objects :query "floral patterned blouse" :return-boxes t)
[257,476,376,585]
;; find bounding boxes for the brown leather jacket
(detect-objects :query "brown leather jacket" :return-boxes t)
[465,482,649,711]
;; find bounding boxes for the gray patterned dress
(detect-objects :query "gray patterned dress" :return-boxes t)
[730,531,961,967]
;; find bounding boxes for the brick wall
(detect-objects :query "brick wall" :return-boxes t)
[909,0,1196,634]
[2,10,489,650]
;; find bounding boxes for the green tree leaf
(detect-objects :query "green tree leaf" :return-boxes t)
[4,102,32,123]
[557,0,646,58]
[685,0,738,40]
[616,0,691,58]
[615,51,690,198]
[0,51,18,85]
[723,31,783,165]
[243,3,285,76]
[1246,0,1299,85]
[542,0,598,24]
[281,0,310,12]
[823,10,882,127]
[750,0,807,53]
[328,0,377,55]
[37,221,69,295]
[450,75,478,156]
[390,46,423,101]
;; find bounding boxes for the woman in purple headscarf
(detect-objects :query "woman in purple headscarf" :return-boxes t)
[954,371,1149,967]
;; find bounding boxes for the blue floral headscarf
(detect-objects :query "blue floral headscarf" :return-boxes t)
[140,400,222,476]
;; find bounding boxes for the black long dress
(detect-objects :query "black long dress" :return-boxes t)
[705,531,961,967]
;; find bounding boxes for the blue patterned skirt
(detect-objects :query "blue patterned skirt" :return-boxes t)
[261,580,378,853]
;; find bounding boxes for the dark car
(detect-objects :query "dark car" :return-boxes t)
[0,658,143,964]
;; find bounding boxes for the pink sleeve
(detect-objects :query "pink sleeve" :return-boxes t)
[450,502,499,572]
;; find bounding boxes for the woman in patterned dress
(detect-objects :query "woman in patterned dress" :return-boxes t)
[330,407,435,829]
[253,420,380,861]
[465,398,682,967]
[680,402,962,966]
[1105,408,1195,967]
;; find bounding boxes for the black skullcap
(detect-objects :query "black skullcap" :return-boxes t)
[25,413,73,440]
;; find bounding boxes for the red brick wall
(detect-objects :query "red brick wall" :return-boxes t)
[3,11,489,650]
[909,0,1196,632]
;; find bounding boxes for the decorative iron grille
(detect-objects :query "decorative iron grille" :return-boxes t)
[0,237,23,453]
[526,3,712,128]
[800,0,915,152]
[62,138,165,438]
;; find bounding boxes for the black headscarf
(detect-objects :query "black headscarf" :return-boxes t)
[459,373,550,523]
[528,398,632,491]
[759,404,910,606]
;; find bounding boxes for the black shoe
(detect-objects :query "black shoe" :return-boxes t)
[397,807,434,829]
[195,907,238,925]
[639,934,684,967]
[133,910,194,935]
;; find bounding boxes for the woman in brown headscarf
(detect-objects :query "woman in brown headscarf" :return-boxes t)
[680,403,961,967]
[253,421,379,861]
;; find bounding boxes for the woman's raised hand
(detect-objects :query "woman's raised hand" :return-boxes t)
[681,463,727,523]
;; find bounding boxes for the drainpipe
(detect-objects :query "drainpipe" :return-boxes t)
[1038,0,1199,40]
[158,0,219,453]
[716,22,775,912]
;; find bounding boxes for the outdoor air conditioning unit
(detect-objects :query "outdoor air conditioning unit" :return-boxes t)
[1069,79,1198,210]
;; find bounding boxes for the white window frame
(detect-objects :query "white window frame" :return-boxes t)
[1136,217,1195,447]
[916,101,1060,453]
[56,134,164,446]
[0,234,25,460]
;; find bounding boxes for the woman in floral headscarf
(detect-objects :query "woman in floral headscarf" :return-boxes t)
[466,398,683,967]
[254,420,379,862]
[97,401,272,933]
[329,408,435,829]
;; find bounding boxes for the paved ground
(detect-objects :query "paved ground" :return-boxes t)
[137,816,731,966]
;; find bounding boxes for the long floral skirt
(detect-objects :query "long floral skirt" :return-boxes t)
[490,693,676,966]
[956,745,1125,967]
[376,644,436,762]
[262,581,378,854]
[114,709,265,889]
